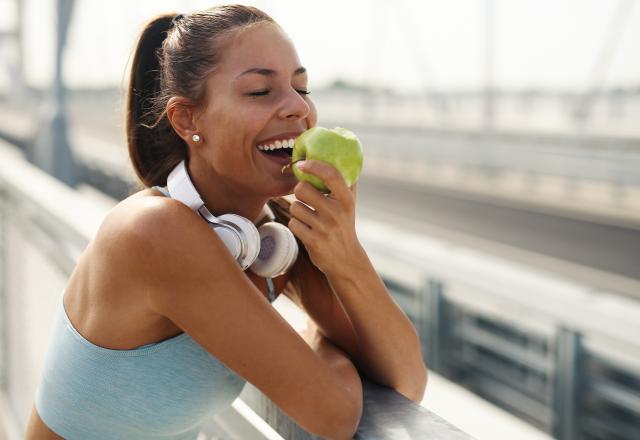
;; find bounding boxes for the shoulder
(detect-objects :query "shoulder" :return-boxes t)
[90,190,221,291]
[98,190,198,242]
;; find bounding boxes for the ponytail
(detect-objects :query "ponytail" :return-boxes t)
[126,14,186,188]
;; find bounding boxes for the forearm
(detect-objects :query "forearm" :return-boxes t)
[326,245,427,401]
[300,320,363,404]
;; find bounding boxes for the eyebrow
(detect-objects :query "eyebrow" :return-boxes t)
[236,66,307,79]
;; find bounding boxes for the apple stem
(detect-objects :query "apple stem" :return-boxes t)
[280,159,304,175]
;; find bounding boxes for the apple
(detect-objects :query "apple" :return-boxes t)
[291,126,363,194]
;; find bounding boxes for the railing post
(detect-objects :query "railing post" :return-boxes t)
[28,0,78,187]
[420,279,445,373]
[554,327,582,440]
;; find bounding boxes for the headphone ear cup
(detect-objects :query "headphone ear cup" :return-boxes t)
[217,214,261,270]
[249,222,299,278]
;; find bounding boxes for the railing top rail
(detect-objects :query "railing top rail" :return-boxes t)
[236,378,474,439]
[0,140,106,246]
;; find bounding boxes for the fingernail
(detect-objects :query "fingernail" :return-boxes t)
[295,160,307,170]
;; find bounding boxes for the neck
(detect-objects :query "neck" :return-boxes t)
[188,159,267,224]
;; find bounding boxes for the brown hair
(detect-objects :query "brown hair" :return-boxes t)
[125,5,275,187]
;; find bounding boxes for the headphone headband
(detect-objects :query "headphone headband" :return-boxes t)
[167,160,205,211]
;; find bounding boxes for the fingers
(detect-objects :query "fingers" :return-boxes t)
[289,200,321,230]
[287,216,313,245]
[295,160,352,202]
[294,180,326,208]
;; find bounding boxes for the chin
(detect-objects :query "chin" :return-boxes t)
[272,184,296,198]
[257,177,296,199]
[276,175,298,194]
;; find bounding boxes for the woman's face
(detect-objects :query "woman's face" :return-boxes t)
[195,22,317,197]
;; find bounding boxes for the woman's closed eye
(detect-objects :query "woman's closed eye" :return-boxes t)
[247,89,311,97]
[247,90,270,96]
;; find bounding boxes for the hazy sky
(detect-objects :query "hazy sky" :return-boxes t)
[7,0,640,92]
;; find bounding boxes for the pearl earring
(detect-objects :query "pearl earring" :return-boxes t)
[192,134,201,142]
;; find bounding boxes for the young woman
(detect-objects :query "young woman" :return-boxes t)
[25,5,426,439]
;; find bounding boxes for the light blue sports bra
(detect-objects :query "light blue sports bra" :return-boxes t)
[35,187,278,439]
[35,298,249,440]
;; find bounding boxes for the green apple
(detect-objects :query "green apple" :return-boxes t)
[291,126,363,194]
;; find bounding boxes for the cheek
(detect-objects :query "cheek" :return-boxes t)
[205,107,246,144]
[306,99,318,127]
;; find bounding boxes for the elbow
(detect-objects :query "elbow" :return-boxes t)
[395,362,428,404]
[312,391,362,440]
[411,363,428,403]
[331,394,363,440]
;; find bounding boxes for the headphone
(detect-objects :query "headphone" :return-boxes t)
[166,160,299,278]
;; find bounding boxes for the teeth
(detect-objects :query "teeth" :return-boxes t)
[257,138,296,151]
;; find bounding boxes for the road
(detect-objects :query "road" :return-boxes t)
[355,174,640,298]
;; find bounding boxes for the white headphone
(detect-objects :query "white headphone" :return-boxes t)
[166,160,299,278]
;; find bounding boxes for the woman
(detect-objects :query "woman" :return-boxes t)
[25,5,427,440]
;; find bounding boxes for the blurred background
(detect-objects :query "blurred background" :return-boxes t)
[0,1,639,439]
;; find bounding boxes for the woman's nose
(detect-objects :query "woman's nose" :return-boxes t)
[278,89,311,120]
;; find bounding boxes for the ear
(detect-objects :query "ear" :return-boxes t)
[166,97,200,143]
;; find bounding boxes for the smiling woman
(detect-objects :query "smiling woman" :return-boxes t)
[25,3,426,440]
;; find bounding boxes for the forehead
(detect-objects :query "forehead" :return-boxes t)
[217,22,303,76]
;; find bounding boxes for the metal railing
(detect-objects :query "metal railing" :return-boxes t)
[355,217,640,439]
[0,139,472,439]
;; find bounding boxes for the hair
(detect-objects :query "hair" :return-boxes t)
[126,5,276,188]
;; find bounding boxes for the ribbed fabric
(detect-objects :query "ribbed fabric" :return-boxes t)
[35,299,248,439]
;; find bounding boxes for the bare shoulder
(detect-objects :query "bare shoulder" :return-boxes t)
[90,189,206,290]
[96,189,198,249]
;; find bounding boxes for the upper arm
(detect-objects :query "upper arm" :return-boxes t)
[115,197,359,439]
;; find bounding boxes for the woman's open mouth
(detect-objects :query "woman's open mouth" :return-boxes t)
[256,138,295,166]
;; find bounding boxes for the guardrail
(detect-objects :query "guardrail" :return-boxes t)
[328,120,640,187]
[0,139,472,439]
[355,219,640,439]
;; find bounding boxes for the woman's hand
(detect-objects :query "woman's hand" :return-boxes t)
[287,160,363,277]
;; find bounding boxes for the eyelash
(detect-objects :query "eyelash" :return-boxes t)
[248,89,311,96]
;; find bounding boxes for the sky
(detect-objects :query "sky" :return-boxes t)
[3,0,640,93]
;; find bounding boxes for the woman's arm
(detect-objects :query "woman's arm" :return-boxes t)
[324,245,427,402]
[286,161,427,403]
[287,247,426,403]
[298,318,363,404]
